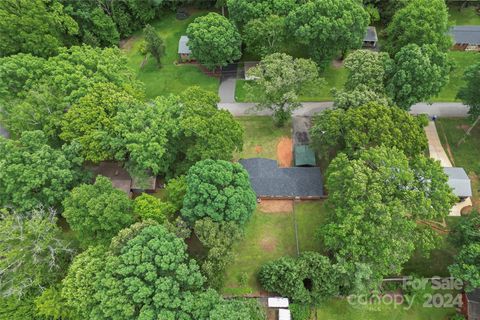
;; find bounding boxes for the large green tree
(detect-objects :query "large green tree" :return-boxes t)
[286,0,369,65]
[458,62,480,118]
[385,44,451,110]
[62,222,230,319]
[343,50,389,93]
[321,146,456,289]
[0,46,141,142]
[62,176,134,247]
[227,0,296,28]
[182,159,257,225]
[0,131,84,211]
[0,0,78,57]
[60,83,139,162]
[154,88,244,175]
[449,211,480,248]
[243,15,286,58]
[245,53,321,126]
[133,193,175,224]
[0,208,75,298]
[259,252,340,304]
[384,0,451,56]
[310,103,428,160]
[449,244,480,292]
[187,12,242,70]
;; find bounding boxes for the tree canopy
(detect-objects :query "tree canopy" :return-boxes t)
[182,159,257,225]
[343,50,389,94]
[310,103,428,160]
[384,0,451,56]
[0,131,84,211]
[62,176,134,247]
[286,0,369,65]
[187,12,242,70]
[243,15,286,58]
[133,193,176,224]
[449,244,480,292]
[321,146,456,289]
[385,44,450,110]
[457,62,480,119]
[143,24,165,67]
[0,0,78,57]
[227,0,296,28]
[246,53,321,126]
[0,208,74,298]
[62,222,237,319]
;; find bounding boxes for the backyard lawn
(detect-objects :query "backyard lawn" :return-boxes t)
[234,116,291,161]
[222,206,297,295]
[314,299,455,320]
[432,51,480,102]
[122,11,219,99]
[235,62,347,102]
[448,5,480,25]
[295,201,329,253]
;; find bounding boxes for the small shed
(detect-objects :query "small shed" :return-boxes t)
[278,309,291,320]
[268,297,289,308]
[294,145,316,167]
[464,288,480,320]
[443,167,472,200]
[363,26,378,48]
[178,35,193,61]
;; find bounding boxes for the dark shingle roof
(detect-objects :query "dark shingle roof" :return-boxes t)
[450,26,480,45]
[239,158,323,197]
[443,167,472,197]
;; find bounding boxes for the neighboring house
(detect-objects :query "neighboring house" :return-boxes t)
[239,158,323,199]
[91,161,157,197]
[450,26,480,51]
[462,288,480,320]
[178,35,193,61]
[363,26,378,48]
[443,167,473,201]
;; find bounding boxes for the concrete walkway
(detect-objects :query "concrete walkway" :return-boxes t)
[218,102,469,117]
[425,121,453,167]
[424,121,472,216]
[218,77,237,103]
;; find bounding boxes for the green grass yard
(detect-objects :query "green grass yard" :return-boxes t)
[233,116,291,161]
[432,51,480,102]
[222,207,297,295]
[235,63,347,102]
[122,11,219,99]
[448,5,480,25]
[314,299,455,320]
[295,201,329,253]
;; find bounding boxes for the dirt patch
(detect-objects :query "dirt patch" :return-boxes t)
[331,59,344,68]
[255,145,263,154]
[260,236,277,252]
[259,199,293,213]
[276,137,293,168]
[119,35,139,51]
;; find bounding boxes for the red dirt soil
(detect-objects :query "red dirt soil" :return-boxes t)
[259,200,293,213]
[276,137,293,168]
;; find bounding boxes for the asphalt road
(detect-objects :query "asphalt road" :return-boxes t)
[218,102,470,117]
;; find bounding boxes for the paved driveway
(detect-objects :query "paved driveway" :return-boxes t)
[425,121,452,167]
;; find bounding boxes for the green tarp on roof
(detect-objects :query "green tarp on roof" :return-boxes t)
[294,145,316,167]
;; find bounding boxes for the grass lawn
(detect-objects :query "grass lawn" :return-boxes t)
[448,5,480,25]
[222,207,296,295]
[233,116,291,161]
[295,201,329,253]
[314,299,455,320]
[235,63,347,102]
[122,11,219,99]
[436,117,480,209]
[432,51,480,102]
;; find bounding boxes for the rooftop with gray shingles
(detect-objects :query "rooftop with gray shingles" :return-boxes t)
[443,167,472,197]
[450,26,480,45]
[363,26,378,42]
[178,35,191,54]
[239,158,323,198]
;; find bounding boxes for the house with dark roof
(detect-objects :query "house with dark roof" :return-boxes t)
[450,26,480,51]
[178,35,193,61]
[443,167,472,200]
[363,26,378,48]
[239,158,324,199]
